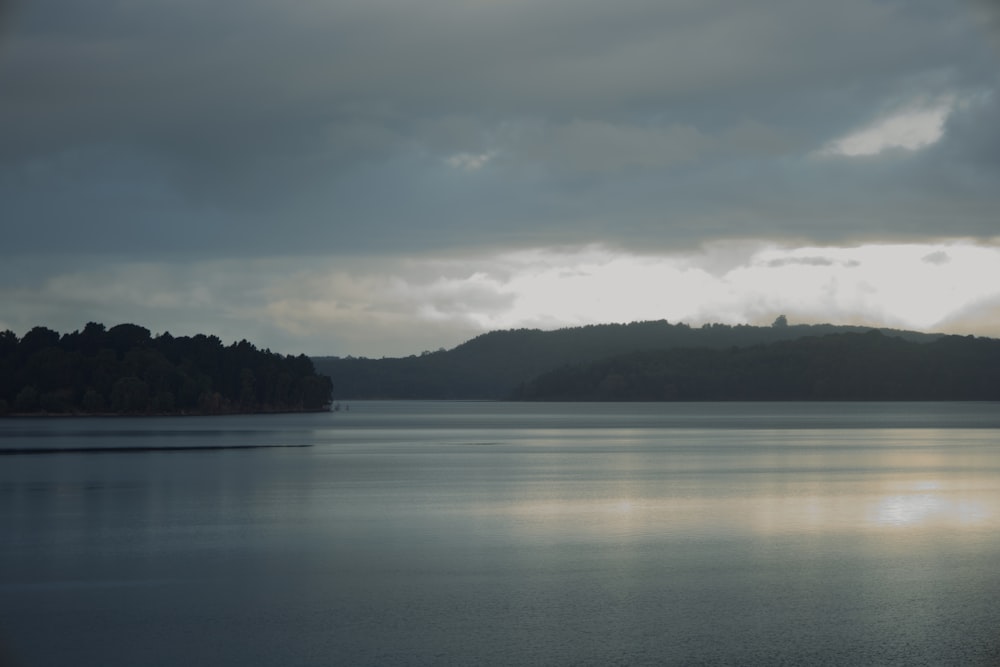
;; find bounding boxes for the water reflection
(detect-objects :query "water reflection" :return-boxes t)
[871,480,991,527]
[3,405,1000,666]
[454,426,1000,542]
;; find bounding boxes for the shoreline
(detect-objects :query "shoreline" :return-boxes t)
[0,407,333,419]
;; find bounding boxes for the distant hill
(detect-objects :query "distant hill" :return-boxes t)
[312,320,947,399]
[515,330,1000,401]
[0,322,333,416]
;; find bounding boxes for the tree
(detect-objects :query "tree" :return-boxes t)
[772,314,789,328]
[151,391,176,413]
[297,375,333,410]
[239,368,256,409]
[19,326,60,357]
[82,388,106,413]
[110,376,149,413]
[14,385,39,412]
[0,330,17,359]
[2,322,334,415]
[108,323,152,355]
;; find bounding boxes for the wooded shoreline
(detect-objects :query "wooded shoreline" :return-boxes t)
[0,322,333,417]
[314,320,1000,401]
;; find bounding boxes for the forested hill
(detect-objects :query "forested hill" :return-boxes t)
[515,331,1000,401]
[0,323,333,416]
[312,320,943,399]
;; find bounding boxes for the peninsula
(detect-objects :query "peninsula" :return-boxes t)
[0,323,333,416]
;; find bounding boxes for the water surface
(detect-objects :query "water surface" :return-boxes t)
[2,402,999,665]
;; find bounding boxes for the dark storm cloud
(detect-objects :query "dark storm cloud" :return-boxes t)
[1,0,997,259]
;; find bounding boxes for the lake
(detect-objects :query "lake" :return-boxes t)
[2,401,1000,666]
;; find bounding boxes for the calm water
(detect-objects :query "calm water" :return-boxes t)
[2,402,999,666]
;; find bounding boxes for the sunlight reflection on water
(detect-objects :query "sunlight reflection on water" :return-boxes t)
[871,480,991,527]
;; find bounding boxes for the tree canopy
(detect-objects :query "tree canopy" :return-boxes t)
[0,323,333,416]
[313,320,947,400]
[513,331,1000,401]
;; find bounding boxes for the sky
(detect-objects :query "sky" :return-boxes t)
[1,0,999,357]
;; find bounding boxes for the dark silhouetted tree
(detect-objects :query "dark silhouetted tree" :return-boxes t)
[0,322,333,415]
[110,376,149,413]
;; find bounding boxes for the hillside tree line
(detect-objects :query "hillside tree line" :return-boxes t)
[313,320,944,400]
[514,331,1000,401]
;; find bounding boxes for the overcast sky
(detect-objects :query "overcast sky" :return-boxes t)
[2,0,999,356]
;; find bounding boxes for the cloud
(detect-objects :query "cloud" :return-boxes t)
[446,151,496,171]
[820,97,955,157]
[922,250,951,265]
[766,257,837,268]
[936,293,1000,338]
[1,0,997,261]
[4,241,997,356]
[2,1,1000,354]
[496,119,800,173]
